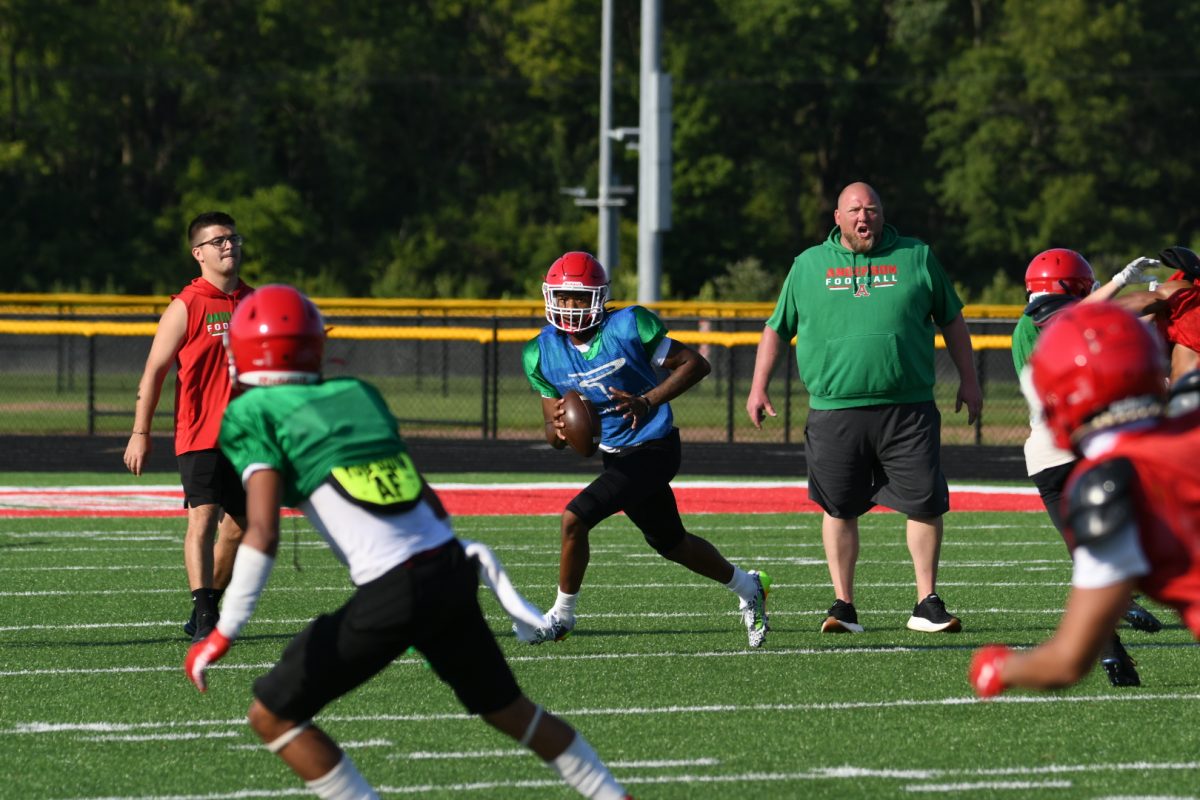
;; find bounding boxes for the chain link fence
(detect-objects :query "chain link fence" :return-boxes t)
[0,310,1025,445]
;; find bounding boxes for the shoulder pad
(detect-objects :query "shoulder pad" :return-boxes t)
[1066,458,1137,546]
[1024,294,1079,327]
[1168,370,1200,416]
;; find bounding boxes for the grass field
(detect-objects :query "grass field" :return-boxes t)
[3,477,1199,799]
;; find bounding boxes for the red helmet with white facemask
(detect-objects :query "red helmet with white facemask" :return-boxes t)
[1029,302,1167,450]
[1024,248,1097,297]
[543,251,609,333]
[226,284,325,386]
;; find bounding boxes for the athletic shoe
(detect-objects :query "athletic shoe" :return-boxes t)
[741,570,771,648]
[527,612,574,645]
[1124,597,1163,633]
[1100,634,1141,687]
[191,611,218,644]
[183,606,197,638]
[906,593,962,633]
[821,599,864,633]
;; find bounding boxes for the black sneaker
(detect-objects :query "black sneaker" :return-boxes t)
[906,593,962,633]
[821,599,864,633]
[1123,597,1163,633]
[1099,634,1141,687]
[183,606,197,638]
[191,611,218,643]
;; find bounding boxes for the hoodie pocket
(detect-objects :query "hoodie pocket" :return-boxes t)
[807,333,904,399]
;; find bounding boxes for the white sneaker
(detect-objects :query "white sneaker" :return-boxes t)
[521,612,575,645]
[740,570,771,648]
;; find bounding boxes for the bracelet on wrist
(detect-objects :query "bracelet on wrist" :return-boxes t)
[131,431,150,435]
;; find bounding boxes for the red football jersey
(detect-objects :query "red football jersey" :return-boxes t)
[172,278,254,455]
[1066,413,1200,638]
[1157,287,1200,351]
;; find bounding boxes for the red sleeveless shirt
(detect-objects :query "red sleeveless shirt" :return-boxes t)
[172,278,254,455]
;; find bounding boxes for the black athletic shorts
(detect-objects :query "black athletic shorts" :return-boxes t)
[253,540,521,722]
[177,449,247,515]
[805,401,949,519]
[1031,460,1076,537]
[566,427,687,553]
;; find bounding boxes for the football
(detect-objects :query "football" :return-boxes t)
[561,390,601,457]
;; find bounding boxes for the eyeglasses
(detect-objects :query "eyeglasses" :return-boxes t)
[194,234,244,249]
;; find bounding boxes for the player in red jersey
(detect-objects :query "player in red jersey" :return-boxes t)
[970,302,1200,697]
[124,211,254,641]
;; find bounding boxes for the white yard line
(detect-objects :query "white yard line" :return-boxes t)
[49,760,1200,800]
[11,694,1200,737]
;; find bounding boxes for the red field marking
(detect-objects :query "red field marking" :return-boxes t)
[0,483,1043,517]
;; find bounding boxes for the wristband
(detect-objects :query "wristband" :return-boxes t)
[215,546,275,640]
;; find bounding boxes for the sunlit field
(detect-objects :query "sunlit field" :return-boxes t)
[2,477,1198,799]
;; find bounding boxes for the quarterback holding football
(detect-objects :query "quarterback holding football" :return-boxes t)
[521,251,772,648]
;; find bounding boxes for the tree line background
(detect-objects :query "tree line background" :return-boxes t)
[3,0,1199,303]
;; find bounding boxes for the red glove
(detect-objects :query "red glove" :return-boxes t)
[969,645,1012,698]
[185,629,232,693]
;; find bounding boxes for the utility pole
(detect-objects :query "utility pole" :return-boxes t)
[637,0,671,303]
[570,0,630,275]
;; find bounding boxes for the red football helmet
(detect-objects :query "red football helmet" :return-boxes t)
[1025,248,1097,297]
[226,284,325,386]
[1030,302,1167,450]
[543,251,609,333]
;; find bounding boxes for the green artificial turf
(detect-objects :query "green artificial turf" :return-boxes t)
[2,502,1197,799]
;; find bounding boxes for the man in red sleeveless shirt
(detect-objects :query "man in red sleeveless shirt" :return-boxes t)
[970,303,1200,697]
[123,212,254,642]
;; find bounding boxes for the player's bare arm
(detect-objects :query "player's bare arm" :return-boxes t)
[939,314,983,424]
[610,341,710,430]
[242,468,283,557]
[1001,580,1134,690]
[1171,344,1200,384]
[746,325,783,428]
[123,298,188,475]
[540,396,567,448]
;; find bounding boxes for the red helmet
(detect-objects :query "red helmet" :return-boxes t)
[1030,302,1167,450]
[226,284,325,386]
[542,251,610,333]
[1024,248,1096,297]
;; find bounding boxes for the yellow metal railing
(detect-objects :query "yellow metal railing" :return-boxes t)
[0,292,1024,321]
[0,319,1015,350]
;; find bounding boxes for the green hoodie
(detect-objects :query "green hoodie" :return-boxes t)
[766,223,963,410]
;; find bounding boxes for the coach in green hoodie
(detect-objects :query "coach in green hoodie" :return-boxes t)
[746,182,982,635]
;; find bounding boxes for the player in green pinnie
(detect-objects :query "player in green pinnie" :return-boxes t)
[185,285,631,800]
[522,251,771,647]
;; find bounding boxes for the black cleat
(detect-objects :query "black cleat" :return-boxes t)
[1099,634,1141,687]
[183,606,197,638]
[191,611,218,643]
[1123,598,1163,633]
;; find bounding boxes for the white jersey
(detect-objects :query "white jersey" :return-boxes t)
[299,482,455,585]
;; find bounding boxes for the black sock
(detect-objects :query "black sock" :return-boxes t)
[192,588,217,618]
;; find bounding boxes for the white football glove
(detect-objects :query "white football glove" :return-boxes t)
[1113,256,1160,287]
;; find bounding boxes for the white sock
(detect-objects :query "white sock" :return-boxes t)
[304,755,378,800]
[552,589,578,620]
[725,566,758,605]
[549,733,627,799]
